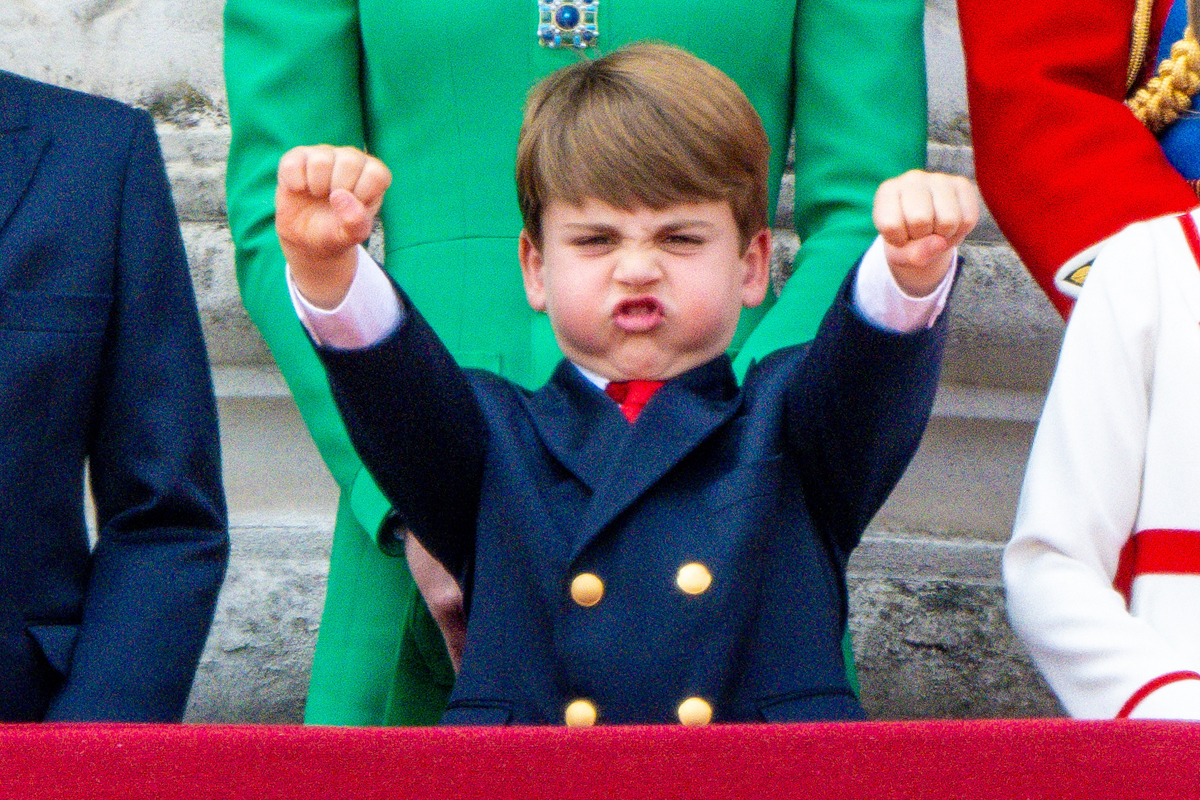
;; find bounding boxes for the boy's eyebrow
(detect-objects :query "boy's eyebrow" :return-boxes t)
[561,219,717,232]
[655,219,716,232]
[562,222,621,232]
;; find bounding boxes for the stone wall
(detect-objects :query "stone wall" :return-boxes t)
[3,0,1064,722]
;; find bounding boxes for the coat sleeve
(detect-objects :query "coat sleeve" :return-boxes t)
[46,110,229,722]
[733,0,927,371]
[1005,222,1200,719]
[317,296,488,583]
[783,267,947,561]
[959,0,1199,318]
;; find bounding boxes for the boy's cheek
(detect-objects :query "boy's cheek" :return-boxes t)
[548,304,597,347]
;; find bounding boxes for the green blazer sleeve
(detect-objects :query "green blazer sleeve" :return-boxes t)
[224,0,371,520]
[224,0,451,726]
[733,0,928,374]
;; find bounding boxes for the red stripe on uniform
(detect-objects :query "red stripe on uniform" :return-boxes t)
[1177,212,1200,269]
[1113,529,1200,605]
[1117,671,1200,718]
[1113,537,1138,604]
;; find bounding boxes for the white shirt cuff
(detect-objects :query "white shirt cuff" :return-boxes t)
[852,235,956,333]
[287,245,405,350]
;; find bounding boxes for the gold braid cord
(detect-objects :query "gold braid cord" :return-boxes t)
[1128,27,1200,132]
[1128,0,1156,93]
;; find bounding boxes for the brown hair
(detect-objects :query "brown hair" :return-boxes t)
[516,42,770,249]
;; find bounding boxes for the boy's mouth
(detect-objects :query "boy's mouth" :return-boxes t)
[613,297,664,333]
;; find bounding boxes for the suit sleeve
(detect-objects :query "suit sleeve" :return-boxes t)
[317,297,487,582]
[959,0,1199,318]
[733,0,927,372]
[784,266,947,561]
[1005,224,1200,719]
[47,111,229,722]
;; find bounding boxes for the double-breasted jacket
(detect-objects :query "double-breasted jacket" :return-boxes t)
[319,276,945,725]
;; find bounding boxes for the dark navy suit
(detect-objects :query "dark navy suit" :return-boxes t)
[0,71,228,721]
[320,272,944,725]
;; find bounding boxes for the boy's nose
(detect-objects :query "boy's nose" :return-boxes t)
[612,248,663,286]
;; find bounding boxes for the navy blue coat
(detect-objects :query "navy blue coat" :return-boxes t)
[0,71,228,721]
[321,272,944,725]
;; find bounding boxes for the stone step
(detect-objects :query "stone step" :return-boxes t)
[214,367,338,522]
[876,383,1043,542]
[187,518,330,724]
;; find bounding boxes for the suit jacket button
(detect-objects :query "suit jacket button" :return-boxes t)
[677,697,713,726]
[565,699,598,727]
[676,562,712,595]
[570,573,604,607]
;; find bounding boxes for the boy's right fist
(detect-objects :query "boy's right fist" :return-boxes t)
[275,145,392,309]
[873,169,978,298]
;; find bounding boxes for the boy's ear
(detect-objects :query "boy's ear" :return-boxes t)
[739,228,772,308]
[519,229,548,312]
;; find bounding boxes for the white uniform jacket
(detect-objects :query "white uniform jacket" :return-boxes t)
[1007,209,1200,720]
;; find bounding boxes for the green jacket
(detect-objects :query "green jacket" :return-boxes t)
[224,0,927,726]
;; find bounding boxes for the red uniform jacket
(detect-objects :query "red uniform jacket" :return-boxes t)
[959,0,1200,317]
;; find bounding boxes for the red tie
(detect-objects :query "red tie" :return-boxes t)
[604,380,665,423]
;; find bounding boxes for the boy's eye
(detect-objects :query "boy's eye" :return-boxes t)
[571,235,617,250]
[661,234,705,251]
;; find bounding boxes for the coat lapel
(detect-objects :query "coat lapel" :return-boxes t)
[523,361,631,493]
[574,357,741,558]
[0,73,51,237]
[526,357,742,557]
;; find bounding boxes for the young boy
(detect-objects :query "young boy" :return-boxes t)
[278,44,977,725]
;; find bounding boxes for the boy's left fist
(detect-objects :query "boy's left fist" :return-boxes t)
[873,170,979,297]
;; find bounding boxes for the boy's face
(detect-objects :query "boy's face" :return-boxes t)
[520,199,771,382]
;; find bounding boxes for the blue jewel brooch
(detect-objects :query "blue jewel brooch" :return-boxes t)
[538,1,599,49]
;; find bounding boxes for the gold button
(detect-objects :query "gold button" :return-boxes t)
[565,699,598,728]
[676,562,712,595]
[570,573,604,607]
[677,697,713,726]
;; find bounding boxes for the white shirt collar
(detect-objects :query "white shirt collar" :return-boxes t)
[573,363,609,389]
